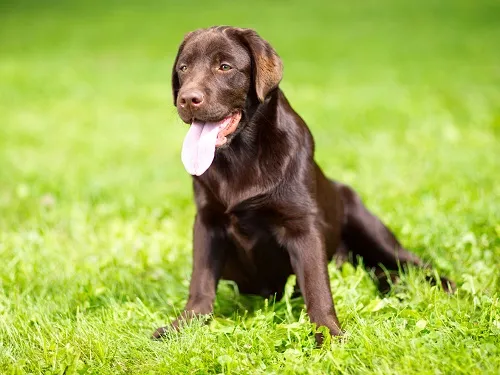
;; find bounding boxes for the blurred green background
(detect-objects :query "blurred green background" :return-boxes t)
[0,1,499,374]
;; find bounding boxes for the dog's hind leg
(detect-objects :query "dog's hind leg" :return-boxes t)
[336,182,455,293]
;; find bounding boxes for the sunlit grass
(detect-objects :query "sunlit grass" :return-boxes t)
[0,0,499,374]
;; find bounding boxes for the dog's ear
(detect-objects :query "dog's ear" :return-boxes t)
[172,31,195,106]
[233,28,283,102]
[171,42,183,106]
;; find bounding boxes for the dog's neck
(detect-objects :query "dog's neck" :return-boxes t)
[215,88,281,162]
[198,88,314,209]
[210,87,312,177]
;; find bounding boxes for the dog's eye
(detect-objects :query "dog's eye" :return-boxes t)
[219,63,232,71]
[179,65,188,72]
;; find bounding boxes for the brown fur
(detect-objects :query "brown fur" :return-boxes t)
[153,26,455,345]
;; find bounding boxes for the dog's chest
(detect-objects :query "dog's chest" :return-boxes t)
[225,208,279,255]
[203,162,276,210]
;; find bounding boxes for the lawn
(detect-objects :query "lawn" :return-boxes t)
[0,0,499,374]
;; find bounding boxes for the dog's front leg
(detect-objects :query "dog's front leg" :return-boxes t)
[152,214,225,339]
[285,226,342,344]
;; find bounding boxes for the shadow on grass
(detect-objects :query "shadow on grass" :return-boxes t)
[213,279,307,325]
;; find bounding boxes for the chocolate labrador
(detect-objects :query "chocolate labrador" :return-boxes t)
[153,26,455,344]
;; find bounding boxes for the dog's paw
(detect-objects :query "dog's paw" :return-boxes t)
[151,318,185,340]
[151,326,169,340]
[440,277,457,294]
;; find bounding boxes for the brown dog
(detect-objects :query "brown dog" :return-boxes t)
[153,26,454,344]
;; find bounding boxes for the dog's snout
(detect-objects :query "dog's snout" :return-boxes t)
[179,90,204,109]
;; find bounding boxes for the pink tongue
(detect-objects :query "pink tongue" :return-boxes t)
[181,120,222,176]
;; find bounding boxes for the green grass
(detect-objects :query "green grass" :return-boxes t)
[1,0,499,374]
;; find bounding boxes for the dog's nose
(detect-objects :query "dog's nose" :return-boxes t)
[179,90,204,109]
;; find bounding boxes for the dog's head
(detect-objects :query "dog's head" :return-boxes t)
[172,26,283,176]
